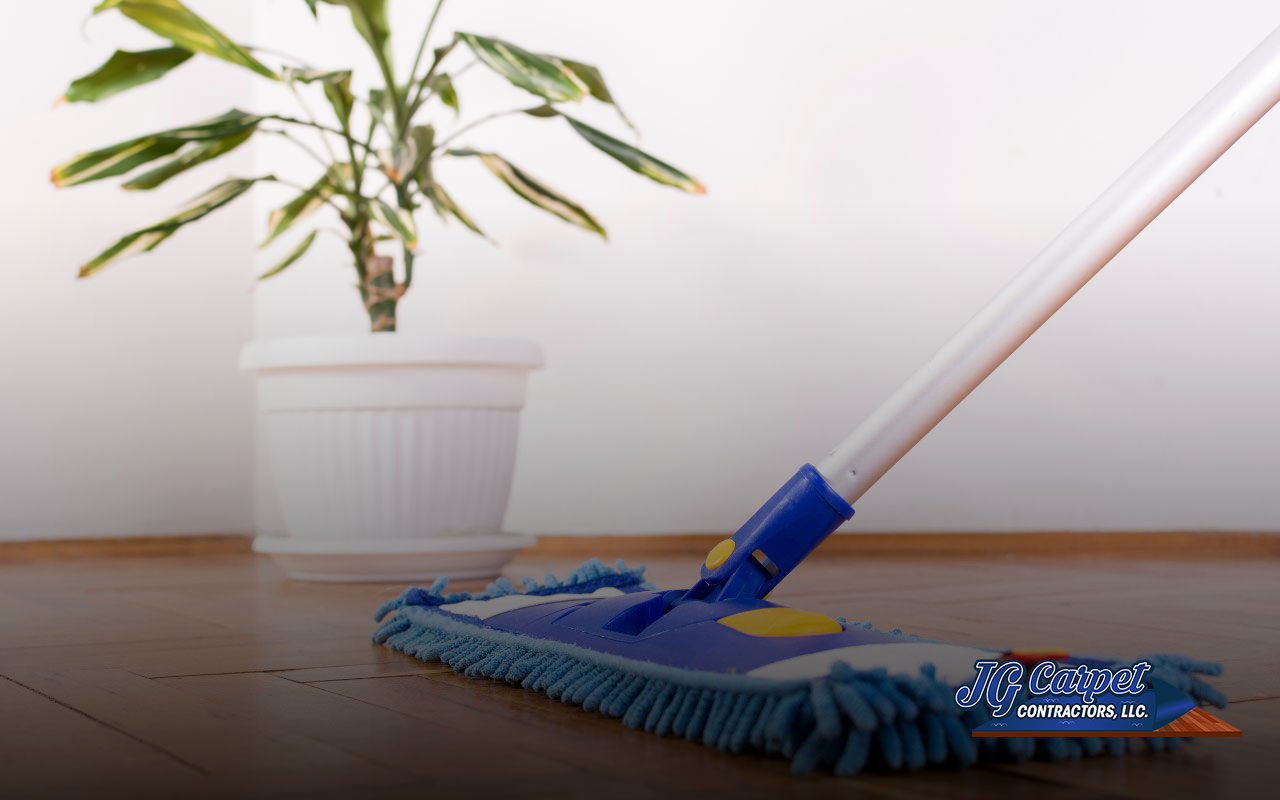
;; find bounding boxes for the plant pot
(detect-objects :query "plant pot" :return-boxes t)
[240,335,542,582]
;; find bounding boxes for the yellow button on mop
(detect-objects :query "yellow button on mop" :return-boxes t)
[704,538,735,569]
[718,607,843,637]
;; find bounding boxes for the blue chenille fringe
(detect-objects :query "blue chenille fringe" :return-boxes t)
[372,559,1227,777]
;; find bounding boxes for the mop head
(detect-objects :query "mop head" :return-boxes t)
[372,559,1226,777]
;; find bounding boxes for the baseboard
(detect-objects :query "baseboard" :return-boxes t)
[3,530,1277,560]
[0,534,254,559]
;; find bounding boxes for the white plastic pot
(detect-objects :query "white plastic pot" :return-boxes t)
[241,335,542,581]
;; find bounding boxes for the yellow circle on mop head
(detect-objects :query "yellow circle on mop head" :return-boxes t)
[717,607,843,637]
[704,538,736,570]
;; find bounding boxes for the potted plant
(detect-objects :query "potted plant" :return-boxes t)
[54,0,703,580]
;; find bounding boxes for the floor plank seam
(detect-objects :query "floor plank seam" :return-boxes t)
[147,662,386,680]
[0,673,209,776]
[289,674,428,684]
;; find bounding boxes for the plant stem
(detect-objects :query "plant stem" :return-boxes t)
[267,115,398,187]
[450,58,479,80]
[245,43,314,68]
[262,130,360,204]
[433,107,530,151]
[403,4,453,134]
[370,48,405,132]
[266,114,377,154]
[288,82,341,165]
[345,131,365,196]
[406,0,447,96]
[394,183,418,289]
[263,129,334,172]
[266,113,371,145]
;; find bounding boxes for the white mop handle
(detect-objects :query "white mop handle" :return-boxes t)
[818,24,1280,504]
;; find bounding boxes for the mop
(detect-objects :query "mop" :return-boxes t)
[373,22,1280,775]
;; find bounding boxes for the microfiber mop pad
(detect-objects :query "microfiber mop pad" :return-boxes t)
[373,559,1227,776]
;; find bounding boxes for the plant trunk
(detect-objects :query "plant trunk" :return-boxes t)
[361,255,402,332]
[347,217,403,333]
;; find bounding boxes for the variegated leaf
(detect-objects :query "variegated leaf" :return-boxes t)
[94,0,277,79]
[423,181,486,239]
[450,148,604,237]
[262,166,345,246]
[80,176,268,276]
[371,199,417,248]
[458,33,585,103]
[258,230,318,280]
[123,128,254,190]
[52,109,262,187]
[561,113,704,193]
[544,56,633,129]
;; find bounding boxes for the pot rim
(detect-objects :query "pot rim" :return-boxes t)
[240,334,543,372]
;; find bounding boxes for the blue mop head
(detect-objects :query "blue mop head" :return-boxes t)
[373,558,1227,777]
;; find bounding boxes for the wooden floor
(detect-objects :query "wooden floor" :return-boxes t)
[2,543,1277,799]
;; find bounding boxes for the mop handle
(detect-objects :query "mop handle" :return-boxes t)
[817,24,1280,505]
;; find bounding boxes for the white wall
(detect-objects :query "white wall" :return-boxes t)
[0,3,257,539]
[251,0,1280,534]
[5,1,1279,539]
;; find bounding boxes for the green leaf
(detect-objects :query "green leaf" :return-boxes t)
[561,114,704,194]
[303,0,319,17]
[319,1,391,64]
[405,40,458,120]
[62,47,193,104]
[368,87,391,123]
[259,230,317,280]
[321,76,355,127]
[122,127,254,190]
[371,199,417,248]
[431,42,456,70]
[450,149,604,237]
[429,73,458,114]
[458,33,585,103]
[94,0,278,80]
[405,124,437,190]
[262,166,345,246]
[409,125,484,237]
[79,176,267,276]
[545,56,633,129]
[285,67,354,126]
[51,109,263,187]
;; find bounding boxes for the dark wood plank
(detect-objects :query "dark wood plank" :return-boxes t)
[0,546,1275,798]
[2,667,411,798]
[0,674,203,799]
[313,674,1098,799]
[155,672,596,797]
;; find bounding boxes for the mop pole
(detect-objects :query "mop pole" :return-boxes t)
[818,24,1280,504]
[694,24,1280,602]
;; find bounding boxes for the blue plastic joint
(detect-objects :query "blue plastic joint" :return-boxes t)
[683,464,853,603]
